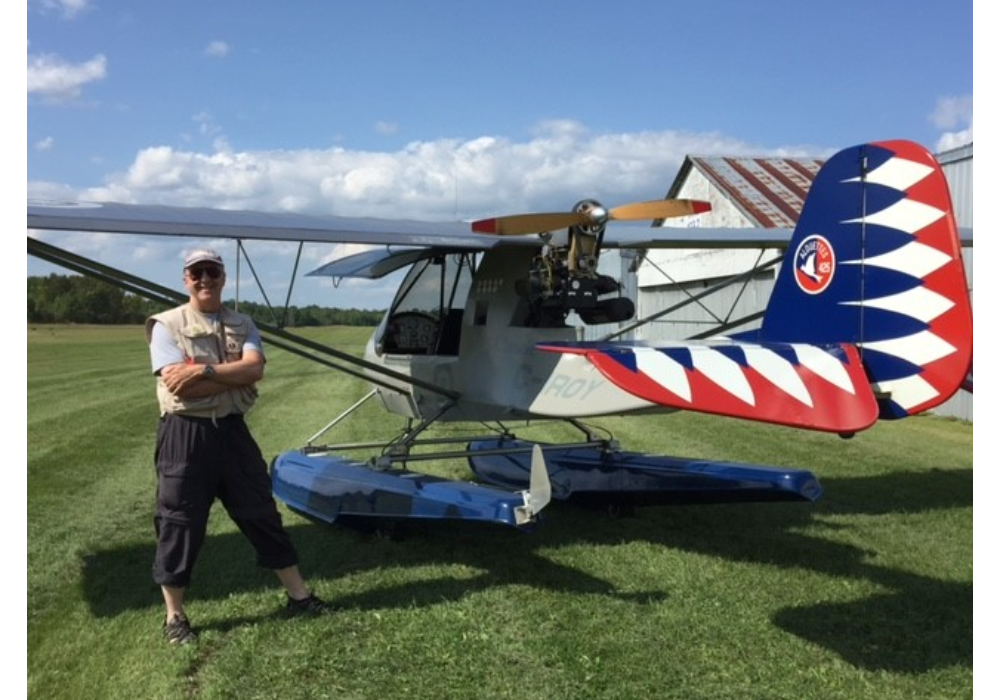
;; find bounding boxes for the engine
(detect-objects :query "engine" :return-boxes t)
[517,200,635,327]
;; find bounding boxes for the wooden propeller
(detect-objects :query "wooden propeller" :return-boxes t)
[471,199,710,236]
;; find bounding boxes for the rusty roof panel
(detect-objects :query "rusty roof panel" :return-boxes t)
[690,157,825,227]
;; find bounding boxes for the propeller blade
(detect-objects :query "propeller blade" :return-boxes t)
[471,212,587,236]
[609,199,711,221]
[470,198,711,236]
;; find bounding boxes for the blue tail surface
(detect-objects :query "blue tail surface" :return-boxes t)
[749,140,972,419]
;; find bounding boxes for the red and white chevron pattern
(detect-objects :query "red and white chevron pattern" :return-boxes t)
[843,141,971,414]
[539,340,879,433]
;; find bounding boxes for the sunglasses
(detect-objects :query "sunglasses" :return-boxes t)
[187,266,223,280]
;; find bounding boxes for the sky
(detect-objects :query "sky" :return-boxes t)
[25,0,974,309]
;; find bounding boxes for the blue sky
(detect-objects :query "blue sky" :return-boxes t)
[26,0,973,308]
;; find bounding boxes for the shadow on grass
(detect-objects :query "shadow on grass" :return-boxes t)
[81,466,971,673]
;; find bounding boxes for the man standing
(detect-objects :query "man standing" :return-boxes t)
[146,249,332,645]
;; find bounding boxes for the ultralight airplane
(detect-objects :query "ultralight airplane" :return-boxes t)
[27,139,973,531]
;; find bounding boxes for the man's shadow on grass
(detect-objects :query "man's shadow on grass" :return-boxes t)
[81,466,971,674]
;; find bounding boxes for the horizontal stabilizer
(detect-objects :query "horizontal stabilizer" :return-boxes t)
[538,339,878,434]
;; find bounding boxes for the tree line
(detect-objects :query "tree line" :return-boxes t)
[27,274,384,327]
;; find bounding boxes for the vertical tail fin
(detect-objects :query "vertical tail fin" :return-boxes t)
[756,140,972,419]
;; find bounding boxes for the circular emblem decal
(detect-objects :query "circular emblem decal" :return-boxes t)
[793,234,835,294]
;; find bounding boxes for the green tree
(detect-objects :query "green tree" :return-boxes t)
[28,274,385,325]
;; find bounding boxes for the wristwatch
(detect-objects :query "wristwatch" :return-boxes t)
[202,364,215,376]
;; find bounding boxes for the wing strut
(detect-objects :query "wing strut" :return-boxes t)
[602,252,783,341]
[27,237,460,400]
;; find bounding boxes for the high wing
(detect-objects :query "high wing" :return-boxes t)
[27,200,501,249]
[604,224,970,250]
[27,199,802,252]
[25,199,970,264]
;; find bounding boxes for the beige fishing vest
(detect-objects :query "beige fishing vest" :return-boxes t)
[145,304,260,418]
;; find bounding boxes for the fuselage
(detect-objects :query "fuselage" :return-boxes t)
[363,246,655,422]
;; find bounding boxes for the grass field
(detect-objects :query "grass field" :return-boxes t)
[27,324,972,700]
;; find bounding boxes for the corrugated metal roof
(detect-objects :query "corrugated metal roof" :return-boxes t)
[665,156,825,227]
[936,141,973,165]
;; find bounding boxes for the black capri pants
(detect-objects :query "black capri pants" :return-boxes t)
[152,413,299,588]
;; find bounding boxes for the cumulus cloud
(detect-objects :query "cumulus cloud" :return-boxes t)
[71,122,794,221]
[931,94,973,152]
[27,180,78,201]
[35,136,55,152]
[27,52,107,101]
[204,40,230,58]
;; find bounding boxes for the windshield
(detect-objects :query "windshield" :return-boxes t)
[378,252,476,355]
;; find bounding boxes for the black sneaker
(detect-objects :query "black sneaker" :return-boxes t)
[285,593,335,617]
[163,613,198,645]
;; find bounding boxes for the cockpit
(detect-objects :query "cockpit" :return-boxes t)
[377,252,476,356]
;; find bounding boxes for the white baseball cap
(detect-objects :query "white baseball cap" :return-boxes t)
[183,248,225,269]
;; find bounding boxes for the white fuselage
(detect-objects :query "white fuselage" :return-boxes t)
[363,246,656,422]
